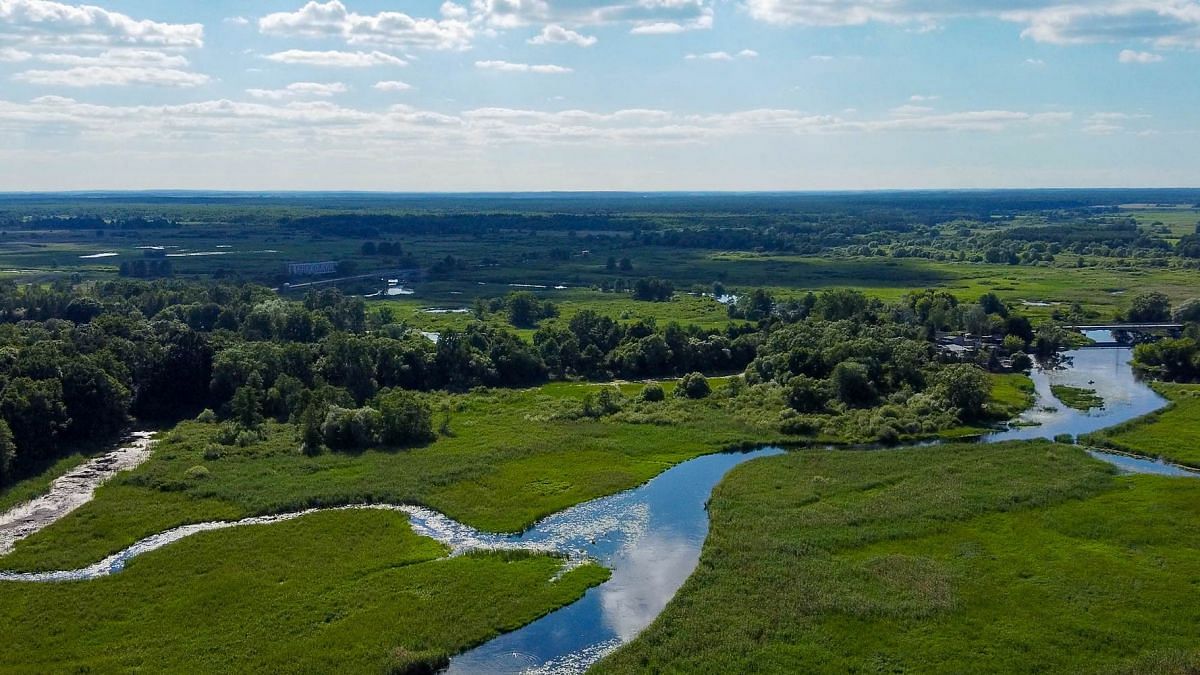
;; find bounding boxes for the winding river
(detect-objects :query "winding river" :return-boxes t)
[0,332,1196,674]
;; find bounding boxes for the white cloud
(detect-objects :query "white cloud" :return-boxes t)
[224,16,250,26]
[13,66,209,88]
[471,0,713,34]
[0,47,32,62]
[1083,111,1152,134]
[373,80,413,92]
[0,96,1080,150]
[6,48,208,88]
[246,81,348,100]
[264,49,407,67]
[528,24,598,46]
[258,0,473,50]
[685,49,757,60]
[32,49,189,68]
[0,0,203,47]
[629,13,713,34]
[742,1,1200,50]
[1024,57,1046,66]
[441,2,469,20]
[909,94,939,102]
[475,59,573,73]
[1118,49,1164,63]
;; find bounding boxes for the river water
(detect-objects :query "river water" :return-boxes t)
[0,333,1195,674]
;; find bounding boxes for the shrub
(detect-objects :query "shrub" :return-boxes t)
[184,465,210,480]
[321,406,382,450]
[674,372,711,399]
[375,389,434,446]
[202,444,222,461]
[640,382,665,402]
[196,408,217,424]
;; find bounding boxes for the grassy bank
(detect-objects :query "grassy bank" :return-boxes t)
[596,441,1200,673]
[0,509,607,673]
[987,372,1036,419]
[0,385,782,573]
[1084,383,1200,468]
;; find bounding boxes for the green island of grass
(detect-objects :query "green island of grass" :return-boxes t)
[596,441,1200,673]
[1051,384,1105,411]
[1084,383,1200,468]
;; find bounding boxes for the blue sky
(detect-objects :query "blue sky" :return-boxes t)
[0,0,1197,190]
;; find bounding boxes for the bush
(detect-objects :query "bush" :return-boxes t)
[1011,352,1033,371]
[184,465,210,480]
[202,444,222,461]
[196,408,217,424]
[640,382,665,402]
[375,390,434,446]
[674,372,711,399]
[321,406,382,450]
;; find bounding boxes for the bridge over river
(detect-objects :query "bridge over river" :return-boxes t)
[1065,323,1183,347]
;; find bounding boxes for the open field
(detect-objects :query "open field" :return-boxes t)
[1084,383,1200,468]
[0,509,607,673]
[596,441,1200,673]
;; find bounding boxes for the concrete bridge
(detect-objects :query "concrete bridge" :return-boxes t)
[1065,323,1183,348]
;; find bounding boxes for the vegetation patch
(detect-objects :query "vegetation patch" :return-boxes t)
[1051,384,1105,411]
[596,441,1200,673]
[0,509,608,673]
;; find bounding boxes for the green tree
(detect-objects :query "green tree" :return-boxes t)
[830,361,875,407]
[376,389,434,446]
[932,363,992,420]
[786,375,829,413]
[1127,291,1171,323]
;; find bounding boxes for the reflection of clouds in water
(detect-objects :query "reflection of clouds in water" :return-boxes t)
[601,531,700,641]
[522,638,622,675]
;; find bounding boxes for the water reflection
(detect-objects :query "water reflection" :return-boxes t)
[444,447,784,674]
[986,332,1167,442]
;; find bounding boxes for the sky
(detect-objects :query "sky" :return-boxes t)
[0,0,1198,191]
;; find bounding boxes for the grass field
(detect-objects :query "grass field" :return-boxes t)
[1083,383,1200,468]
[595,441,1200,674]
[0,509,607,673]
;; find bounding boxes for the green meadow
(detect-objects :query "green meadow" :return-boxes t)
[596,442,1200,674]
[0,509,607,673]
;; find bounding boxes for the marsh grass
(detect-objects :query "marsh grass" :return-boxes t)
[596,441,1200,673]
